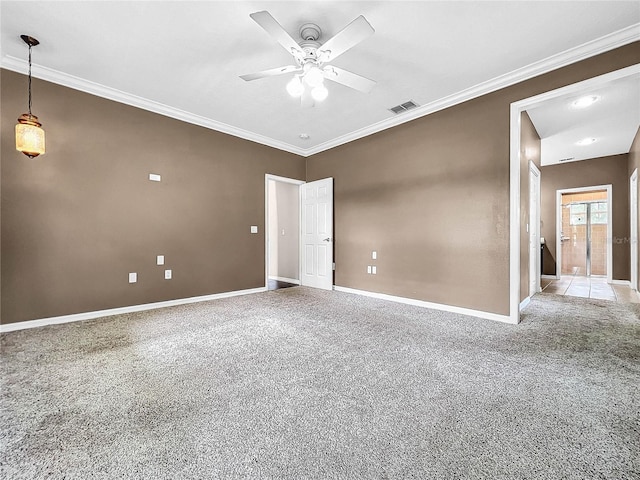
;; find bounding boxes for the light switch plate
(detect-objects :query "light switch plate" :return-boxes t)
[129,272,137,283]
[250,226,258,234]
[157,255,165,265]
[149,173,161,182]
[372,266,377,275]
[372,251,377,260]
[164,269,172,280]
[367,266,372,274]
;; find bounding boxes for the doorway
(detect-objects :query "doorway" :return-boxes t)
[265,175,304,290]
[264,175,334,292]
[556,185,612,281]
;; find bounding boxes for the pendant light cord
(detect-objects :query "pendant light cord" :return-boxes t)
[27,44,32,116]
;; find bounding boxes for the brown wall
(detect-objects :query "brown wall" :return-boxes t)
[2,43,638,324]
[520,112,542,302]
[630,127,640,291]
[540,154,630,280]
[307,43,639,316]
[1,69,305,324]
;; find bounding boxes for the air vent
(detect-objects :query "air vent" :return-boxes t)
[389,100,419,114]
[559,157,575,162]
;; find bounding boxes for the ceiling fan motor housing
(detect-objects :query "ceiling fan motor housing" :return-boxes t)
[296,23,323,66]
[299,23,321,41]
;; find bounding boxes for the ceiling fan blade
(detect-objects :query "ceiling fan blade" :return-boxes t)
[317,15,374,62]
[250,11,304,59]
[240,65,301,81]
[323,66,376,93]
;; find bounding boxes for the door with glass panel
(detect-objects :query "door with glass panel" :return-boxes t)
[560,192,608,276]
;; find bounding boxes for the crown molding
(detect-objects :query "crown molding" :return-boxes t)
[2,23,638,158]
[303,23,640,156]
[0,55,308,157]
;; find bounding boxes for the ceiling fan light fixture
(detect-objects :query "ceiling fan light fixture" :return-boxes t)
[304,65,325,88]
[286,76,304,97]
[311,85,328,102]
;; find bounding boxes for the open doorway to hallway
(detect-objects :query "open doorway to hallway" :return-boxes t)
[265,175,304,291]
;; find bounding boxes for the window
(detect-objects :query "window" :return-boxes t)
[569,204,586,225]
[591,202,608,225]
[568,202,607,225]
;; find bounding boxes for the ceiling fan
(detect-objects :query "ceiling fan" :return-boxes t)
[240,11,376,107]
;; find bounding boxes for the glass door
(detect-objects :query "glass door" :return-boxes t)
[560,196,608,277]
[561,202,588,275]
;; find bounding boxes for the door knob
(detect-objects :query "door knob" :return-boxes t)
[323,238,331,242]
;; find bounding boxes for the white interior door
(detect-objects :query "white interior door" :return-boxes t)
[529,163,541,295]
[631,169,638,291]
[300,178,333,290]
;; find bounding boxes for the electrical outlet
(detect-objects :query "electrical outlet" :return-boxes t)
[164,269,172,280]
[372,266,377,275]
[367,265,372,274]
[149,173,161,182]
[157,255,165,266]
[250,226,258,234]
[129,272,137,283]
[372,251,377,260]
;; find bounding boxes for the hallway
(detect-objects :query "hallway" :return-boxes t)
[541,275,640,303]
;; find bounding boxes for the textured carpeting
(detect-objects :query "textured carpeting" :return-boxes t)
[1,288,639,479]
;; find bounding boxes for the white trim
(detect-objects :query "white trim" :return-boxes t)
[264,174,305,186]
[264,174,305,290]
[519,297,531,311]
[610,279,631,286]
[334,286,515,324]
[1,56,308,157]
[529,162,542,295]
[555,184,613,282]
[2,25,637,158]
[268,276,301,285]
[630,169,638,291]
[509,100,522,324]
[509,65,638,325]
[0,287,266,333]
[541,274,557,280]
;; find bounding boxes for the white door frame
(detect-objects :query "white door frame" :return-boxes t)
[529,162,541,295]
[509,64,640,323]
[631,169,638,291]
[264,174,305,288]
[555,184,613,282]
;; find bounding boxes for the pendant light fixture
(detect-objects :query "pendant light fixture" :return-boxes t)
[15,35,45,158]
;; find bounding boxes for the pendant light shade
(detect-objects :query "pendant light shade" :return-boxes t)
[16,113,45,158]
[15,35,45,158]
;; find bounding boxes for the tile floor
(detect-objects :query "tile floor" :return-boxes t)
[541,275,640,303]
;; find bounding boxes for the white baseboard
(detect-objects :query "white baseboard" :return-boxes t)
[0,287,267,333]
[610,279,631,286]
[268,276,301,285]
[333,286,516,324]
[541,274,559,280]
[519,296,531,311]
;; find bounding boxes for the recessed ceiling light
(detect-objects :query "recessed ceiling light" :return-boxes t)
[576,137,597,146]
[571,95,600,109]
[299,133,310,140]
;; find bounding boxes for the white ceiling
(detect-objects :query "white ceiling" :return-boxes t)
[527,74,640,166]
[1,1,639,157]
